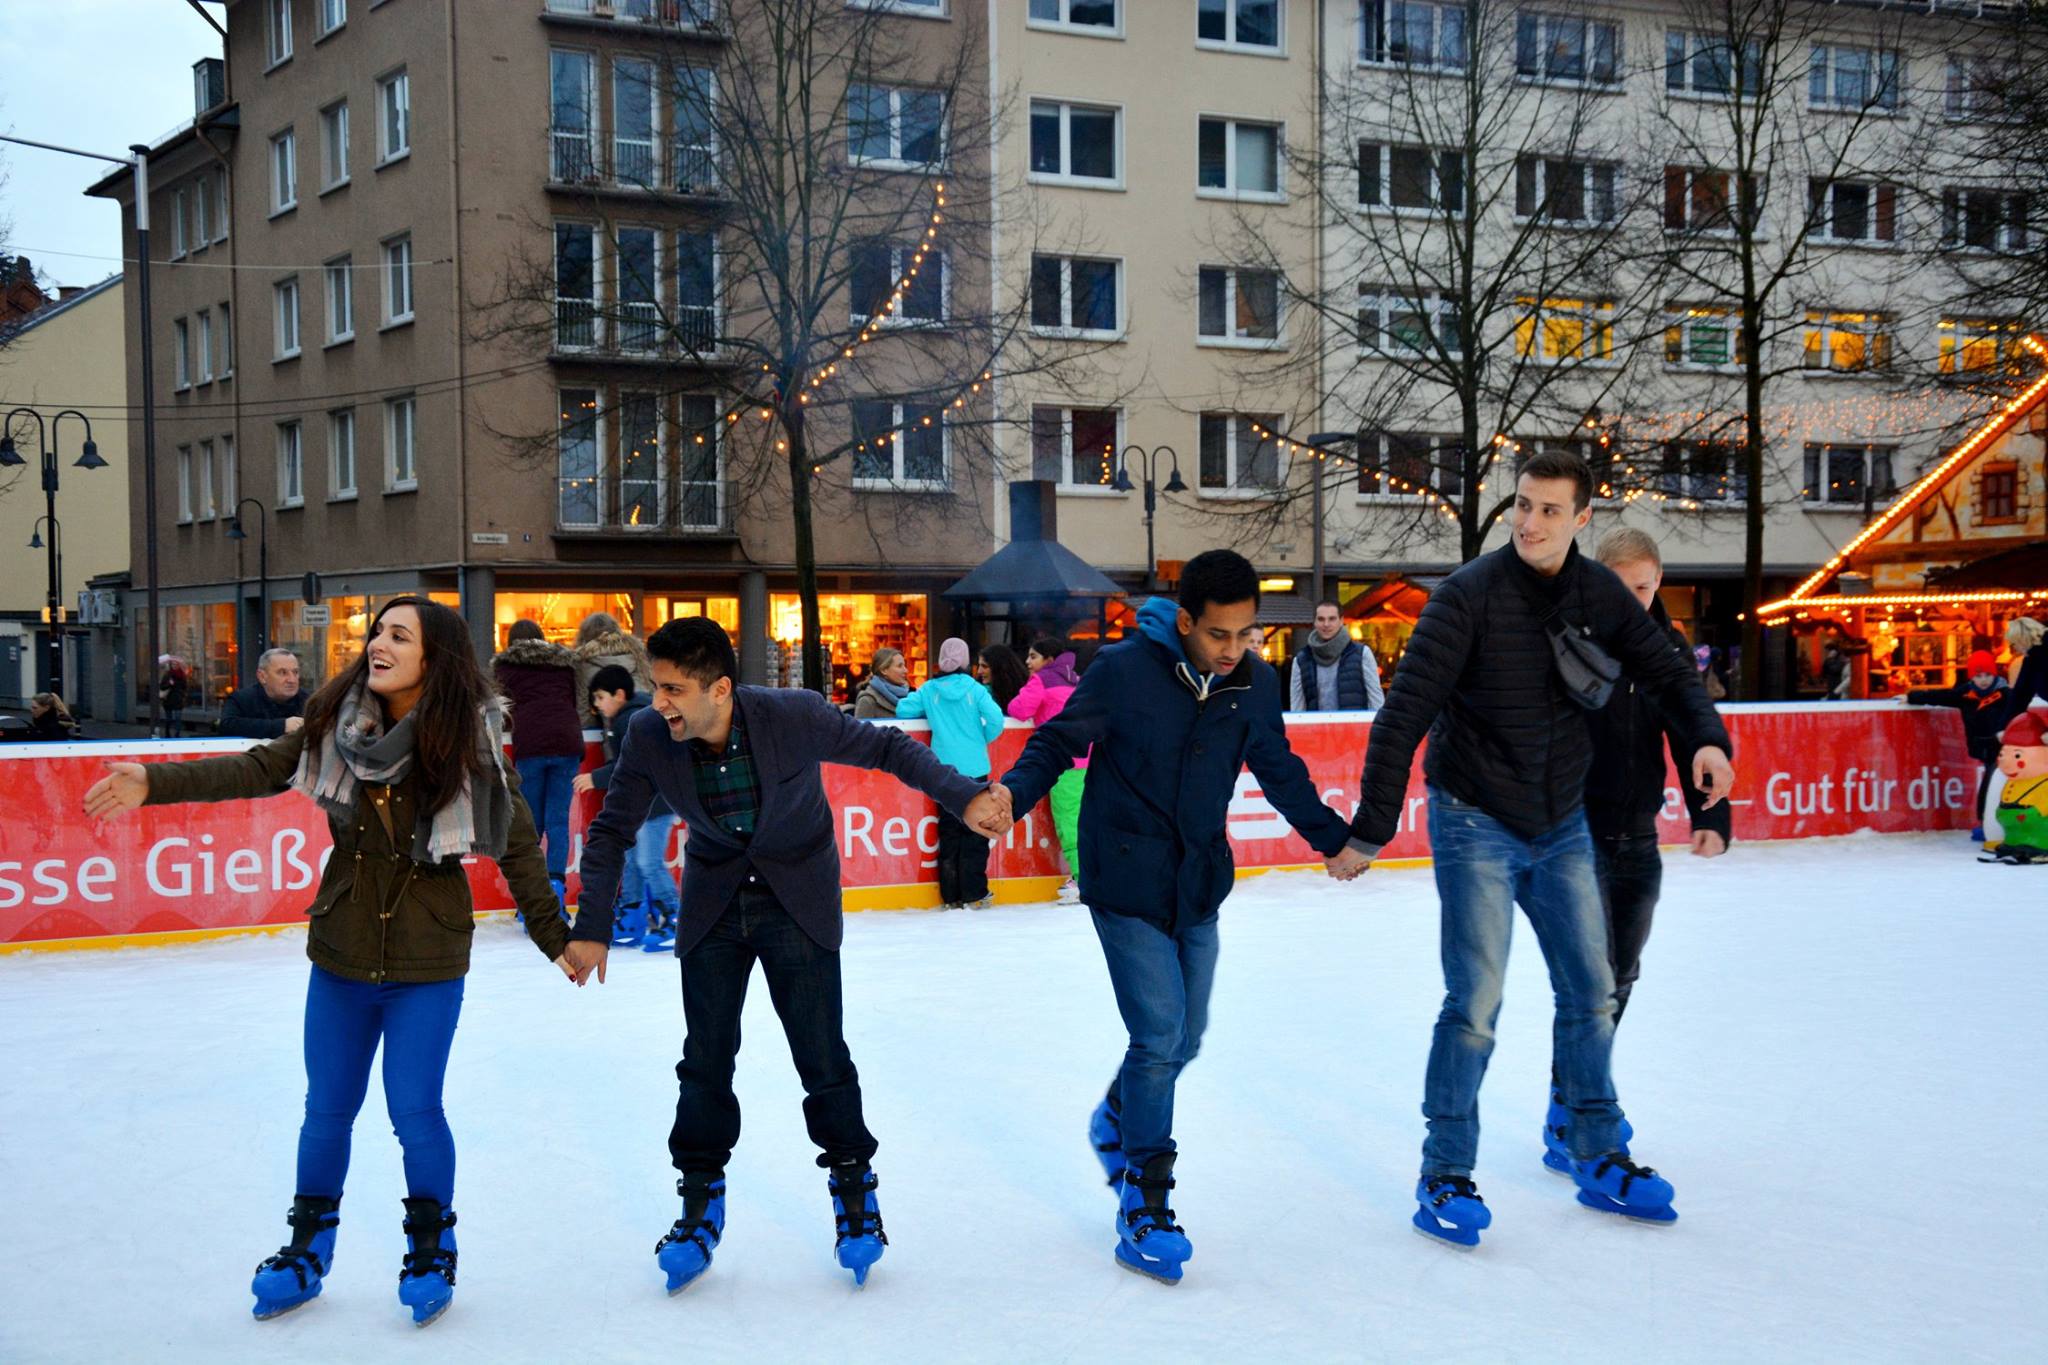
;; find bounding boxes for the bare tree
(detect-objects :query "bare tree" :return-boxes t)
[475,0,1091,691]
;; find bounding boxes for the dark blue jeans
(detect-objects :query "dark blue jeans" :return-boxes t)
[1422,788,1622,1177]
[295,964,464,1203]
[670,880,876,1174]
[1593,831,1664,1025]
[1091,908,1221,1168]
[515,753,581,879]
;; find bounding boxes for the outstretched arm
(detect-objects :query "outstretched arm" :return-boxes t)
[816,693,985,816]
[495,761,577,974]
[1000,661,1114,814]
[1243,699,1351,858]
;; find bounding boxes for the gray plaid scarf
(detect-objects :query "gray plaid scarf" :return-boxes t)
[292,681,514,863]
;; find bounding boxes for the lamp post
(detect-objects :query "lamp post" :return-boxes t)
[226,499,270,669]
[1306,431,1364,609]
[1112,444,1188,591]
[2,407,105,698]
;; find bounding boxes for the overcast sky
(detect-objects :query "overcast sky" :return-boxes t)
[0,1,223,290]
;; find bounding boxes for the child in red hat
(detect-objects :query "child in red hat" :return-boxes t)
[1982,709,2048,864]
[1905,650,2010,839]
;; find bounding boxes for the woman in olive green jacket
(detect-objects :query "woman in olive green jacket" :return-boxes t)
[85,596,605,1327]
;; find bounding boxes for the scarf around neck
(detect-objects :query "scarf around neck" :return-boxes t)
[292,681,514,863]
[867,674,911,710]
[1308,630,1353,667]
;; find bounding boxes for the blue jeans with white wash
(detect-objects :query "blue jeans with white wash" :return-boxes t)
[1422,787,1623,1178]
[515,753,581,880]
[1091,909,1221,1168]
[635,814,681,917]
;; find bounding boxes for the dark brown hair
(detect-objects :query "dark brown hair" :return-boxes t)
[303,596,494,817]
[1517,448,1593,512]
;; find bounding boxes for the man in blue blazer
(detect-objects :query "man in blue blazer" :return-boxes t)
[989,550,1367,1284]
[565,617,1008,1291]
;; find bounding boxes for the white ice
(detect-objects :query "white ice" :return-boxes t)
[2,832,2042,1364]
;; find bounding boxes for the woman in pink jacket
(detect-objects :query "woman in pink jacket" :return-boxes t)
[1008,637,1088,898]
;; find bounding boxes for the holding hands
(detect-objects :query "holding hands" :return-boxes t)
[1324,846,1372,881]
[966,782,1013,839]
[559,940,608,986]
[83,761,150,822]
[570,772,596,795]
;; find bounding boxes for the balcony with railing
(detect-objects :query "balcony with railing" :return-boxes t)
[553,297,726,363]
[555,476,736,539]
[546,129,721,199]
[542,0,722,32]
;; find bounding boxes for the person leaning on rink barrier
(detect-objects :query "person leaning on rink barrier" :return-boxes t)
[82,596,587,1329]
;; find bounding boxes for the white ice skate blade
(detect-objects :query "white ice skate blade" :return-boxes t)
[1410,1218,1480,1252]
[411,1299,452,1328]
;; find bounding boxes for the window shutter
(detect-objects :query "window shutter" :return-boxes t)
[1875,184,1896,241]
[1663,166,1686,229]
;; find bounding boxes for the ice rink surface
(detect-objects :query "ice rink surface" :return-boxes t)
[3,831,2042,1364]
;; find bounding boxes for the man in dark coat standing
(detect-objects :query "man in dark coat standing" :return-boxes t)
[564,617,1008,1292]
[989,550,1364,1285]
[215,648,309,739]
[1346,450,1736,1244]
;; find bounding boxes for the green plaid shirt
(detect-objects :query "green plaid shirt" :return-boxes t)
[689,697,760,839]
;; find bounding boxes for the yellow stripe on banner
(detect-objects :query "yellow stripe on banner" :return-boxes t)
[0,922,302,956]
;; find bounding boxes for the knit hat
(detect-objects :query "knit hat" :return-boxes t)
[2002,710,2046,748]
[938,637,971,674]
[1968,650,1997,676]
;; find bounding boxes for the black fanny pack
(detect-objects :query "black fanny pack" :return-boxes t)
[1513,574,1621,711]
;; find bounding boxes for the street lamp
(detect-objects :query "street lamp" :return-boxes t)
[2,407,103,699]
[1111,445,1188,591]
[1305,431,1362,607]
[226,499,271,669]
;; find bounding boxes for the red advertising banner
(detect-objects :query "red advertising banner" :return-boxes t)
[0,702,1998,948]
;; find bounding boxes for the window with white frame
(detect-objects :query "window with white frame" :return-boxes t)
[193,181,211,247]
[676,394,724,529]
[850,83,945,169]
[1028,100,1119,184]
[1359,141,1463,211]
[1802,309,1891,373]
[267,0,293,66]
[618,391,663,529]
[177,445,194,522]
[1945,56,2014,121]
[1515,156,1619,225]
[1523,435,1620,499]
[555,223,598,347]
[196,310,214,382]
[849,0,945,12]
[220,301,234,376]
[377,69,410,163]
[1358,286,1460,356]
[851,240,946,326]
[1028,0,1117,34]
[277,422,305,507]
[671,66,717,192]
[1360,1,1466,71]
[672,230,719,351]
[1031,405,1120,487]
[1513,295,1615,364]
[1198,413,1280,492]
[1515,11,1619,86]
[1029,254,1119,335]
[1663,304,1745,369]
[1807,179,1896,244]
[315,99,344,187]
[319,0,346,38]
[382,235,414,325]
[1809,44,1900,112]
[1942,188,2027,252]
[617,227,660,349]
[852,399,948,490]
[214,169,230,241]
[173,317,191,389]
[1662,165,1746,233]
[1802,442,1893,506]
[1197,117,1280,197]
[220,434,237,507]
[1356,431,1465,497]
[171,189,188,257]
[550,49,596,182]
[1657,439,1744,502]
[611,57,656,185]
[329,409,357,497]
[326,256,354,342]
[385,394,417,490]
[1666,30,1762,98]
[1197,0,1279,50]
[270,129,297,212]
[1197,266,1280,343]
[274,277,301,358]
[1938,316,2023,374]
[558,388,601,526]
[198,438,216,519]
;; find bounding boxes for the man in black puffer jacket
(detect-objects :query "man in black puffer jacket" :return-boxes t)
[1345,450,1735,1240]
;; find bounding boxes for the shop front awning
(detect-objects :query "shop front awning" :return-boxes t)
[942,539,1126,603]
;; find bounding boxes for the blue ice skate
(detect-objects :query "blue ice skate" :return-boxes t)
[828,1162,887,1287]
[656,1172,725,1294]
[1115,1153,1192,1284]
[1572,1154,1677,1224]
[610,895,647,949]
[250,1194,340,1320]
[640,898,677,953]
[1088,1097,1125,1190]
[1412,1176,1491,1249]
[396,1198,458,1327]
[1542,1093,1633,1174]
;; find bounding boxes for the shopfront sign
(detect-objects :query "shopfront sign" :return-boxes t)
[0,703,1995,948]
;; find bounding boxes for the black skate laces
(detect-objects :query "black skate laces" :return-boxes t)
[659,1175,726,1256]
[1588,1155,1659,1197]
[399,1204,458,1285]
[830,1167,887,1244]
[1423,1176,1484,1208]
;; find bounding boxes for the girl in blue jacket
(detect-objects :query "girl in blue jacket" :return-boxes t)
[896,637,1006,907]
